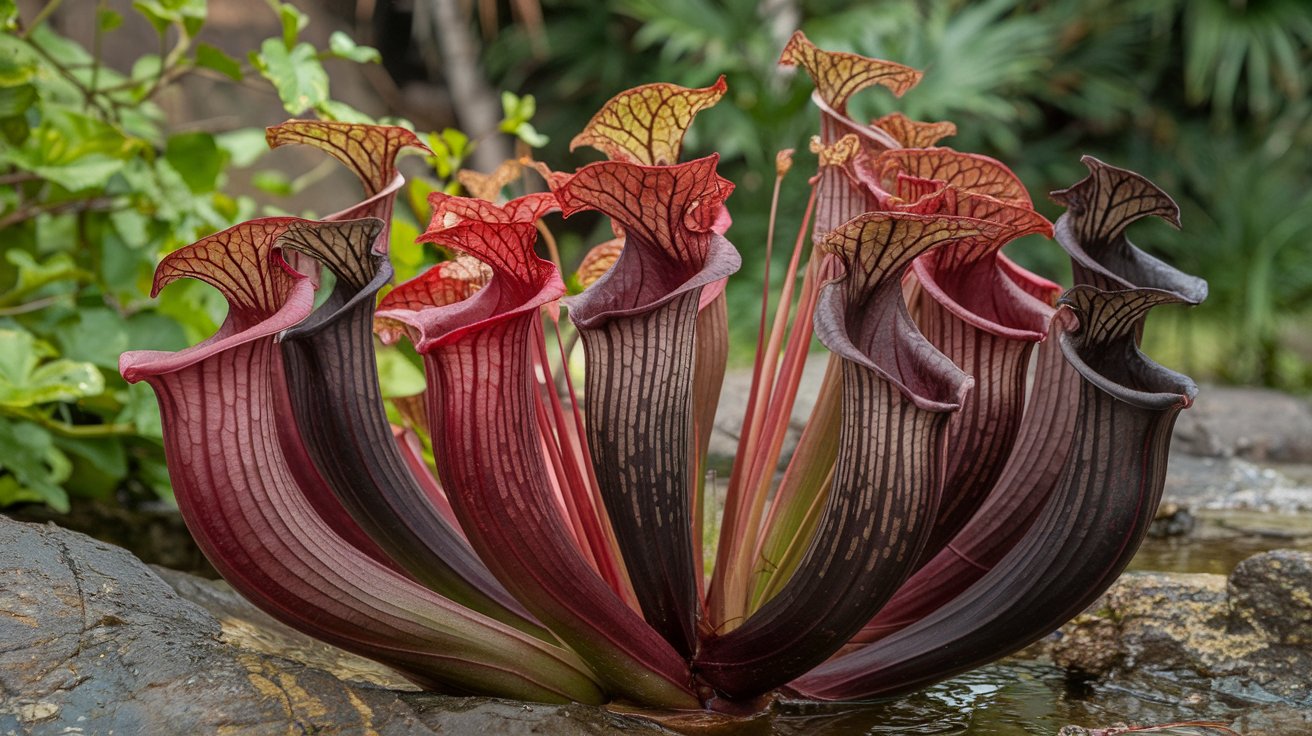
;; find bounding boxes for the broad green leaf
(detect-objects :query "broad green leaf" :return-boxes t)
[26,25,93,67]
[124,311,188,354]
[35,213,77,255]
[0,329,103,408]
[164,131,228,193]
[34,154,125,191]
[0,83,35,118]
[99,234,156,305]
[56,434,128,499]
[155,279,225,343]
[0,418,70,511]
[256,39,328,115]
[0,106,135,190]
[195,43,243,81]
[117,381,163,440]
[136,453,173,501]
[110,208,152,249]
[328,31,381,64]
[54,308,130,370]
[0,34,38,86]
[0,251,88,307]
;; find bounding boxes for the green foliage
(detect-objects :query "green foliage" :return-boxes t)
[484,0,1312,386]
[0,0,385,511]
[0,1,554,511]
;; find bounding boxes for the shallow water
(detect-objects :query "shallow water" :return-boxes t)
[769,662,1239,734]
[751,511,1312,734]
[1131,510,1312,575]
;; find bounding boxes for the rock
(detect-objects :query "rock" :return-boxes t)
[0,517,667,735]
[709,354,831,463]
[1229,550,1312,647]
[1148,503,1196,538]
[150,565,416,690]
[1172,386,1312,463]
[1052,550,1312,706]
[5,498,215,576]
[1163,455,1312,512]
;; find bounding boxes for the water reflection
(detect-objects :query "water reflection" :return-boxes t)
[766,662,1242,734]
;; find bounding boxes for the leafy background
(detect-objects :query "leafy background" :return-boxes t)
[1,0,1309,512]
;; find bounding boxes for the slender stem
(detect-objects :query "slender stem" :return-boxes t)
[0,196,118,230]
[0,295,66,316]
[2,407,137,438]
[21,0,66,38]
[707,184,816,630]
[89,1,104,108]
[0,172,40,186]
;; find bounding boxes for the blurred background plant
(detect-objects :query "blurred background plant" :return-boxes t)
[0,0,542,511]
[475,0,1312,385]
[2,0,1309,513]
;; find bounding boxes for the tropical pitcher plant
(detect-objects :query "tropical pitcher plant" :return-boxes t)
[120,33,1206,710]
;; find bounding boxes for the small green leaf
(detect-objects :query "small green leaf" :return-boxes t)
[215,127,269,168]
[316,98,374,124]
[512,121,549,148]
[195,43,243,81]
[425,128,468,178]
[256,39,329,115]
[98,7,124,32]
[251,169,294,196]
[441,128,470,157]
[0,0,17,32]
[517,94,537,121]
[164,131,228,193]
[276,2,309,49]
[500,91,520,121]
[328,31,381,64]
[133,0,206,36]
[130,53,163,84]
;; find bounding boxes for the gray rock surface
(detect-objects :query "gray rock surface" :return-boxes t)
[1052,550,1312,707]
[1163,455,1312,512]
[1172,386,1312,463]
[0,516,667,736]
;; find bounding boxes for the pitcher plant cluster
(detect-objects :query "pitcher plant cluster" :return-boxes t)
[120,33,1207,709]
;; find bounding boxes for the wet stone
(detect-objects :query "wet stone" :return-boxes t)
[1229,549,1312,648]
[1052,550,1312,708]
[0,516,667,736]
